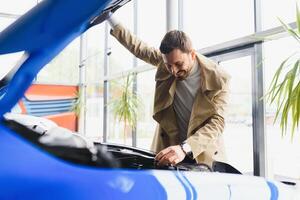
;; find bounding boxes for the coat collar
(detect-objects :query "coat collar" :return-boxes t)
[155,53,225,92]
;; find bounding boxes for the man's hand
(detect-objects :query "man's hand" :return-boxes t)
[89,10,112,27]
[155,145,186,166]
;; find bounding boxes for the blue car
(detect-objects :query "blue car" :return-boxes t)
[0,0,298,199]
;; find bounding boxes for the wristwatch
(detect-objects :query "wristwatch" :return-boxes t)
[180,141,193,158]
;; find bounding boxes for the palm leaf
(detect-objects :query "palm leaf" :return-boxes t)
[265,5,300,139]
[265,55,293,102]
[278,17,300,44]
[109,73,143,142]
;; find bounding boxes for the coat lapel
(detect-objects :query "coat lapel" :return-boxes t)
[187,54,225,136]
[197,54,224,92]
[153,75,178,137]
[153,53,225,138]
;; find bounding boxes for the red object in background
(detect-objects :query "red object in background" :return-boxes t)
[46,112,78,132]
[25,84,78,101]
[19,84,79,132]
[18,100,27,114]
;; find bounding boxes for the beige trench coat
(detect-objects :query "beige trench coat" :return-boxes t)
[111,24,230,166]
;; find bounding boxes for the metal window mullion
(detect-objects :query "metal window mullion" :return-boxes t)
[166,0,178,31]
[103,65,154,81]
[206,46,254,62]
[79,33,87,135]
[103,22,110,143]
[252,43,266,177]
[252,0,266,177]
[0,12,19,18]
[199,21,296,57]
[131,0,138,147]
[178,0,183,31]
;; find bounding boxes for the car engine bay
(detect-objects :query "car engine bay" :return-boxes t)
[2,116,238,173]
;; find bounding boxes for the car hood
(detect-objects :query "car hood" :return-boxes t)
[0,0,130,118]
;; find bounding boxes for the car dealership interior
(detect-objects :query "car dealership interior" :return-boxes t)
[0,0,299,199]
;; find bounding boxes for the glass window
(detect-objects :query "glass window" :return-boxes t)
[219,56,254,174]
[0,52,24,80]
[109,1,134,75]
[263,36,300,182]
[107,77,133,145]
[0,0,38,15]
[0,17,28,80]
[261,0,299,31]
[136,69,156,150]
[107,79,120,144]
[137,0,166,66]
[85,83,104,141]
[36,38,80,85]
[84,24,106,141]
[184,0,254,49]
[0,17,16,32]
[86,24,105,84]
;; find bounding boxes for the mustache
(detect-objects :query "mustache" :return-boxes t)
[175,68,192,80]
[176,70,187,77]
[175,71,188,81]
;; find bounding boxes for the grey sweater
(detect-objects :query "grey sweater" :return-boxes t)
[173,61,201,142]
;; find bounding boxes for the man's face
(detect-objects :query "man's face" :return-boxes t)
[163,49,196,81]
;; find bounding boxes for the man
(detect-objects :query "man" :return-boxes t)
[106,15,230,167]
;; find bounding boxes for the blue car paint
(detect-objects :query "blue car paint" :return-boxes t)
[0,0,111,118]
[0,123,167,199]
[173,171,193,200]
[181,171,198,199]
[0,1,166,198]
[267,181,279,200]
[0,0,167,198]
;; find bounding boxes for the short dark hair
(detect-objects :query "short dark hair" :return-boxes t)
[159,30,193,54]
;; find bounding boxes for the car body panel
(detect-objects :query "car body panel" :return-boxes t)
[0,123,167,200]
[0,122,297,199]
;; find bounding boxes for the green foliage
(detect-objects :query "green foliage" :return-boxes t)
[109,73,142,141]
[71,88,84,117]
[266,4,300,138]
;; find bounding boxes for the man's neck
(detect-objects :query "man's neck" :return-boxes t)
[188,60,198,77]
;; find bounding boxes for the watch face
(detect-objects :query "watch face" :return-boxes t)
[182,143,192,153]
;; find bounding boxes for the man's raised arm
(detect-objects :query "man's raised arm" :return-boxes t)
[107,14,163,67]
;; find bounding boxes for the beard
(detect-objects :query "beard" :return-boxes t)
[175,65,193,81]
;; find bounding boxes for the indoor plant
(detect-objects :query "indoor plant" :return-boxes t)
[266,4,300,138]
[109,73,142,144]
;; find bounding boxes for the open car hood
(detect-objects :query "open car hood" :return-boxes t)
[0,0,130,118]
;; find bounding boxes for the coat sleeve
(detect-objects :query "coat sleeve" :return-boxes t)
[185,85,229,159]
[110,23,163,67]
